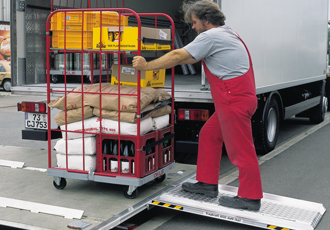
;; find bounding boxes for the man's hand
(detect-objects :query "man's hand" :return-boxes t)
[132,49,198,71]
[132,56,148,71]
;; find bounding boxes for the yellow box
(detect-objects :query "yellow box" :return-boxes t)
[111,64,166,88]
[93,26,171,51]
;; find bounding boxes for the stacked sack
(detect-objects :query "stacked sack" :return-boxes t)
[49,83,172,171]
[54,136,97,171]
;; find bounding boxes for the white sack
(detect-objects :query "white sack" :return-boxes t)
[56,154,96,171]
[152,114,169,130]
[54,137,96,155]
[61,116,153,138]
[60,117,98,140]
[101,117,153,135]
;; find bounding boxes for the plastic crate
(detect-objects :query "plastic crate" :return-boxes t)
[94,12,129,27]
[52,30,93,49]
[157,125,175,169]
[96,131,159,178]
[51,11,128,32]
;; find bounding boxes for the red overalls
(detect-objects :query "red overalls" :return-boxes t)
[196,29,263,200]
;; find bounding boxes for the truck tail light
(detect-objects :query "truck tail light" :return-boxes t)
[17,102,47,113]
[178,109,209,121]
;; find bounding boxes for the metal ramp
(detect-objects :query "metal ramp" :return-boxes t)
[91,172,325,230]
[150,178,326,230]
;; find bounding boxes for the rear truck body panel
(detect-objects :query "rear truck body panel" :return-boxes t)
[222,0,327,93]
[22,128,62,141]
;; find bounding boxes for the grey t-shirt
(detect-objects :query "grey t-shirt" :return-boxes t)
[183,25,250,80]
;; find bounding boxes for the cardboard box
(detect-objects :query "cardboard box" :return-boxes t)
[93,26,171,51]
[111,64,166,88]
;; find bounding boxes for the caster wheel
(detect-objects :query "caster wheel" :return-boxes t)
[51,75,58,84]
[154,174,166,183]
[53,178,67,190]
[123,186,138,199]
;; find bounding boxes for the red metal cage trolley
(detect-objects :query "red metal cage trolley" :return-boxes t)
[46,3,175,198]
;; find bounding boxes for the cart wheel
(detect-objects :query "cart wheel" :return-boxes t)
[123,186,138,199]
[154,174,166,183]
[53,178,67,190]
[51,75,58,84]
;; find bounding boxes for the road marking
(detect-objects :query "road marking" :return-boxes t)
[219,116,330,185]
[0,197,84,219]
[0,159,25,168]
[23,166,47,172]
[0,159,47,172]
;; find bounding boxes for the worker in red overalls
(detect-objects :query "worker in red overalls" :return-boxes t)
[133,0,263,211]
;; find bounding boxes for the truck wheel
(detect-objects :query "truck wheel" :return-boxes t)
[261,98,280,153]
[2,79,11,92]
[309,96,327,124]
[53,178,67,190]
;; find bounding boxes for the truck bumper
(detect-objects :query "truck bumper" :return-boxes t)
[22,129,62,141]
[175,141,198,154]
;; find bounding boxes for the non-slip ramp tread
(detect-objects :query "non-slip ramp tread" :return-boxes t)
[151,182,325,230]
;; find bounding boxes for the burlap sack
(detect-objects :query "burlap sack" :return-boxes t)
[93,103,171,123]
[54,106,94,126]
[48,83,170,112]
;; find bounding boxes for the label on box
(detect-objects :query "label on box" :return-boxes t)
[159,30,168,40]
[122,67,135,75]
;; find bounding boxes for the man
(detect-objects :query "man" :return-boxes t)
[132,0,263,211]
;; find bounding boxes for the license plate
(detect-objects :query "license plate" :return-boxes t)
[25,112,48,130]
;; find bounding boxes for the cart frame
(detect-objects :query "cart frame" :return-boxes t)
[45,6,176,198]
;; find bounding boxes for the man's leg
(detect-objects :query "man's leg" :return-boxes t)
[211,76,262,210]
[181,112,223,197]
[196,112,224,184]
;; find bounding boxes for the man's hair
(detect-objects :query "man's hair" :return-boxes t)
[182,0,226,26]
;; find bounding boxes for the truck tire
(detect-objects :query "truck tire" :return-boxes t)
[2,79,11,92]
[309,96,327,124]
[260,98,280,153]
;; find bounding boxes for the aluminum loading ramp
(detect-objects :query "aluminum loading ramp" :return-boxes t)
[150,178,326,230]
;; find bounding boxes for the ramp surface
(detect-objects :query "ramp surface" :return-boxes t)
[151,178,326,230]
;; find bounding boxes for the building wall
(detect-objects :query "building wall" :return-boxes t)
[0,0,10,22]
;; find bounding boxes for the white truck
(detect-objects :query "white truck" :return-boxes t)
[9,0,328,229]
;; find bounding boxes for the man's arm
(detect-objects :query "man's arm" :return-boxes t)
[132,48,199,71]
